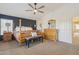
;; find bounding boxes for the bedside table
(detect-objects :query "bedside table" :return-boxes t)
[3,32,12,41]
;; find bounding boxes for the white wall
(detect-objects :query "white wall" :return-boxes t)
[37,4,79,43]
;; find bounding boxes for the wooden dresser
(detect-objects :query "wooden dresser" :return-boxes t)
[3,32,12,41]
[44,29,58,41]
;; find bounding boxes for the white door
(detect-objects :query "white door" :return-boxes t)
[1,18,13,35]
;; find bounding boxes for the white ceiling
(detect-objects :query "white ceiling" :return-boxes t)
[0,3,65,20]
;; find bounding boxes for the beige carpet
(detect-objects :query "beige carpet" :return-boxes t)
[0,40,79,55]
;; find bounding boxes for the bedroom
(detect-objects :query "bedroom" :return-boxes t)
[0,3,79,55]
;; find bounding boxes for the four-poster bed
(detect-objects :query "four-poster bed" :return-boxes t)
[14,19,33,44]
[13,19,43,46]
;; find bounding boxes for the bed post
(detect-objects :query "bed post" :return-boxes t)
[19,19,22,45]
[19,19,22,32]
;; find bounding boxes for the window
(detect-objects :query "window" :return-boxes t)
[0,18,13,35]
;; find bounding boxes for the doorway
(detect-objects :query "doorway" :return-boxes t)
[72,17,79,45]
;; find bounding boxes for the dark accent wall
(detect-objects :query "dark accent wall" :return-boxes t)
[0,14,36,41]
[0,14,36,30]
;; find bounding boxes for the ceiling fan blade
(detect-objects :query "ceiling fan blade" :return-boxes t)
[28,3,34,9]
[25,10,32,11]
[38,10,44,13]
[38,5,45,9]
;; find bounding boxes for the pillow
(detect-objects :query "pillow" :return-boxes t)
[31,32,37,37]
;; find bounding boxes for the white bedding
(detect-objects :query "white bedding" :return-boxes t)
[14,26,32,41]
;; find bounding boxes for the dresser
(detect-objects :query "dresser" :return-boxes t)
[44,29,58,41]
[3,32,12,41]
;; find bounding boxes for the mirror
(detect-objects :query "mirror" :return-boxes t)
[48,19,56,29]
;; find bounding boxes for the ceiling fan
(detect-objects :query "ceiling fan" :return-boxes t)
[25,3,45,15]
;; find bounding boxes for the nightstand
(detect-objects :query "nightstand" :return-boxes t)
[3,32,12,41]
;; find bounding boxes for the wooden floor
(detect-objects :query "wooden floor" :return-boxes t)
[0,40,79,55]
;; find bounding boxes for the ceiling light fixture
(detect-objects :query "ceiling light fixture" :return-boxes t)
[34,9,37,13]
